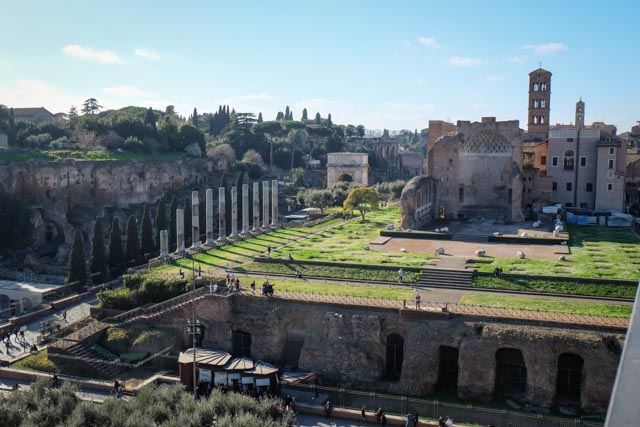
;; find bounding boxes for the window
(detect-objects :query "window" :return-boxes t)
[566,202,573,208]
[533,83,539,92]
[608,183,613,191]
[541,100,546,108]
[540,156,547,165]
[566,182,572,191]
[232,330,252,357]
[552,182,558,191]
[495,348,527,396]
[580,202,588,209]
[533,116,538,124]
[608,170,614,178]
[552,157,558,167]
[609,147,615,155]
[533,100,539,108]
[540,116,545,124]
[437,346,459,392]
[586,183,593,192]
[541,82,547,91]
[579,156,586,167]
[608,159,614,169]
[527,188,531,193]
[563,150,575,170]
[459,186,464,203]
[556,353,584,406]
[567,138,574,142]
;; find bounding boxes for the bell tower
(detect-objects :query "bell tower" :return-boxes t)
[575,98,585,128]
[527,68,552,139]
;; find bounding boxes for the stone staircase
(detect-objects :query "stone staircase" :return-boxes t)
[417,268,474,288]
[65,342,122,378]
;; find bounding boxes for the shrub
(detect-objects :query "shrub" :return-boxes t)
[97,288,137,311]
[25,132,53,148]
[123,136,144,153]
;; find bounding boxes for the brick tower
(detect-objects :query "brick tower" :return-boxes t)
[575,98,585,128]
[527,68,552,139]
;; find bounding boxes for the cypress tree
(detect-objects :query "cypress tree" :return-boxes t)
[192,107,199,128]
[301,108,308,121]
[257,112,263,123]
[144,107,157,130]
[90,217,106,284]
[169,195,177,251]
[315,112,321,124]
[108,217,124,276]
[327,113,333,128]
[184,196,192,245]
[125,215,140,267]
[155,195,167,250]
[8,108,16,146]
[67,229,87,291]
[139,203,154,259]
[285,106,291,120]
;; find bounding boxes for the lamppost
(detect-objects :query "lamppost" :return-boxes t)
[180,261,202,395]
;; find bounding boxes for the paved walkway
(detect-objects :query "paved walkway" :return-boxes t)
[0,295,97,363]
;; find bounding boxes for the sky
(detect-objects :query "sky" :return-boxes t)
[1,0,639,132]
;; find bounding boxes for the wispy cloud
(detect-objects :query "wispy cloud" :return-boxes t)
[134,48,160,60]
[402,40,411,46]
[485,75,504,82]
[103,85,151,97]
[62,44,122,63]
[417,37,444,49]
[0,79,83,113]
[506,55,527,64]
[448,56,487,67]
[521,42,568,55]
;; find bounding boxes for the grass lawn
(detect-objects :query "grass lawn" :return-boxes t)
[273,208,436,267]
[10,349,59,373]
[249,277,415,300]
[460,294,632,318]
[470,275,637,299]
[236,260,421,283]
[474,225,640,280]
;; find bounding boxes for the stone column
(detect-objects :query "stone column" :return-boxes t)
[262,180,270,228]
[271,180,278,226]
[176,208,185,254]
[218,187,226,241]
[231,186,238,238]
[159,230,169,258]
[205,189,214,245]
[252,181,260,231]
[191,191,200,249]
[242,183,249,234]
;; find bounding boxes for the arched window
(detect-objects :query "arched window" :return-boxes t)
[540,116,545,124]
[495,348,527,396]
[533,83,539,92]
[556,353,584,406]
[533,100,539,108]
[541,100,546,108]
[385,334,404,380]
[541,82,547,91]
[232,330,252,357]
[564,150,575,170]
[533,116,538,124]
[437,346,459,392]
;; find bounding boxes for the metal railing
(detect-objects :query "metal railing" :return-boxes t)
[0,267,65,285]
[281,383,604,427]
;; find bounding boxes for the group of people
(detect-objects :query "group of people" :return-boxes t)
[280,394,297,415]
[111,380,126,398]
[225,273,241,292]
[1,327,28,353]
[262,280,275,297]
[438,415,455,427]
[492,267,505,278]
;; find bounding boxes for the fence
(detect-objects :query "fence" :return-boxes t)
[0,267,65,285]
[263,291,628,328]
[281,383,604,427]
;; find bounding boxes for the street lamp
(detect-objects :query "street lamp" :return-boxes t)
[180,260,202,395]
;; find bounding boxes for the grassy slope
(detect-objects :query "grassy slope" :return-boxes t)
[460,294,632,318]
[0,149,188,163]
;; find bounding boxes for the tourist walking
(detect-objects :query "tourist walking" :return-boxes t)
[415,294,421,310]
[361,405,366,425]
[380,411,388,426]
[324,400,332,418]
[398,268,403,284]
[405,413,413,427]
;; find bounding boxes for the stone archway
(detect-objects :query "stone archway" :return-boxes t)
[327,153,369,188]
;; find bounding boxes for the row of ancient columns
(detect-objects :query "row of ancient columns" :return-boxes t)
[159,180,279,257]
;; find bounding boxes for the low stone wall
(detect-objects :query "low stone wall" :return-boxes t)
[251,257,422,272]
[475,270,638,287]
[488,235,568,245]
[380,230,452,240]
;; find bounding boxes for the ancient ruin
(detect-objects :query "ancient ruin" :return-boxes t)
[326,153,369,187]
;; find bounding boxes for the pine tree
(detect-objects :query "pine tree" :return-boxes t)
[155,195,167,250]
[139,203,154,259]
[285,106,291,120]
[67,229,87,291]
[184,196,192,245]
[315,112,321,124]
[327,113,333,128]
[257,112,263,123]
[144,107,157,130]
[108,217,125,276]
[192,107,199,128]
[208,114,215,135]
[90,217,106,284]
[301,108,308,121]
[125,215,140,267]
[169,196,177,250]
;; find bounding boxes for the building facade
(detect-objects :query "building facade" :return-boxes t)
[527,68,552,140]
